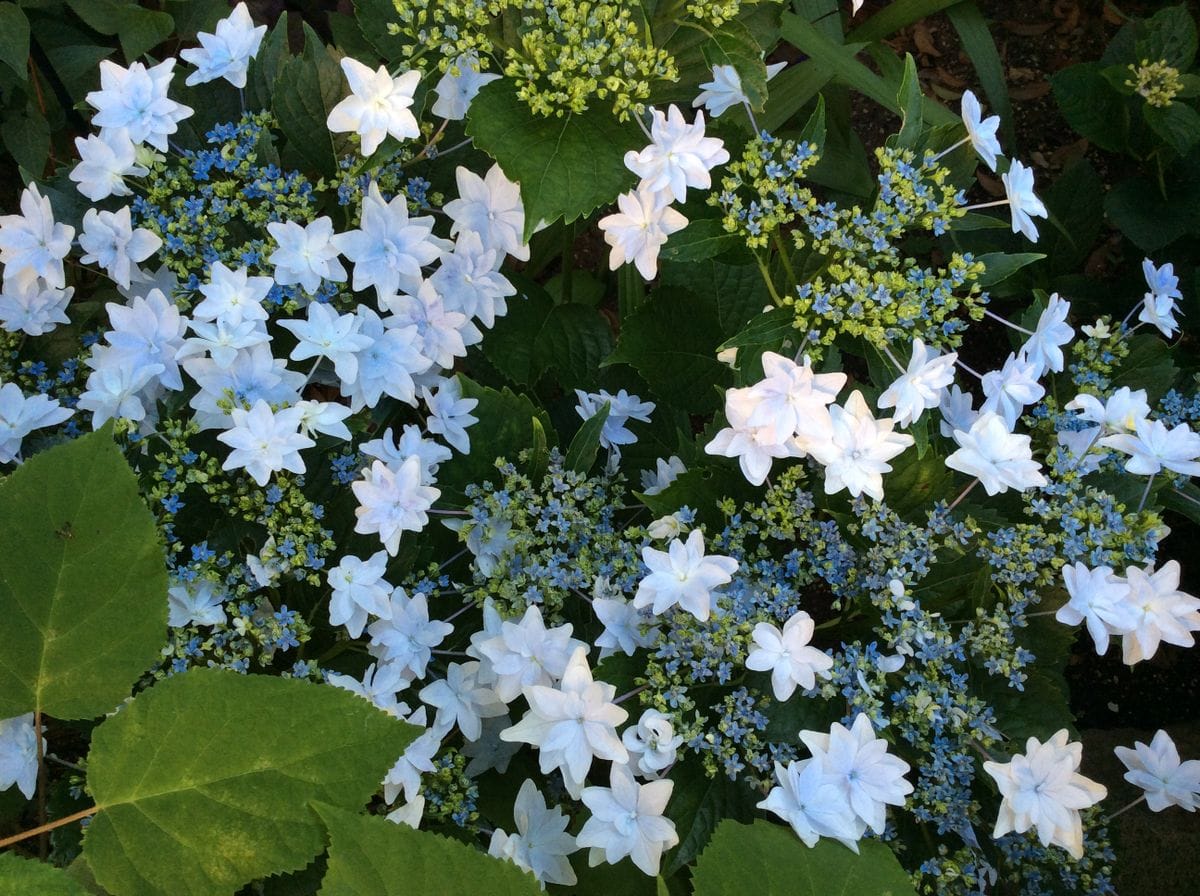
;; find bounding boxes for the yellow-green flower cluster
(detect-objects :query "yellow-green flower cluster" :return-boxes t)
[505,1,677,119]
[387,0,496,68]
[685,0,771,28]
[391,0,680,118]
[1126,58,1184,108]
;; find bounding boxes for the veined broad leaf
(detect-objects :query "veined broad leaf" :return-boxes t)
[466,80,643,240]
[692,820,917,896]
[0,427,167,721]
[314,803,541,895]
[83,669,418,896]
[0,853,89,895]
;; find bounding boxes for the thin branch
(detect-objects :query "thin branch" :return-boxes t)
[0,806,99,850]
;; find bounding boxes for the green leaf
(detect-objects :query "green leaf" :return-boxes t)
[604,288,731,413]
[846,0,963,42]
[1137,4,1198,71]
[0,3,29,79]
[315,804,541,895]
[660,219,743,264]
[798,94,827,152]
[163,0,229,40]
[1050,64,1129,153]
[780,13,954,127]
[466,80,643,240]
[565,401,610,474]
[975,253,1045,288]
[1042,159,1104,276]
[42,43,114,103]
[946,1,1013,147]
[2,108,49,177]
[1105,167,1200,252]
[244,16,289,113]
[952,212,1009,231]
[882,447,955,520]
[84,669,418,896]
[659,258,772,338]
[1110,333,1179,403]
[353,0,411,63]
[718,308,799,354]
[273,24,346,177]
[664,761,756,874]
[692,820,917,896]
[328,12,379,63]
[639,466,749,526]
[66,0,172,61]
[658,2,781,113]
[0,427,167,721]
[0,853,88,895]
[1144,101,1200,157]
[894,54,923,149]
[700,20,770,110]
[482,288,614,388]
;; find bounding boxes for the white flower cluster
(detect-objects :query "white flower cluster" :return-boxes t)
[598,103,730,280]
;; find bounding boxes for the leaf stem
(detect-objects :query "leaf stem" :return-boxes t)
[1137,473,1156,513]
[753,252,782,305]
[618,263,646,318]
[35,710,46,858]
[1105,793,1146,821]
[771,230,797,289]
[0,806,99,850]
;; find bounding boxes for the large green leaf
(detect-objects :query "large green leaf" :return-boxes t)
[1137,4,1198,71]
[692,820,917,896]
[1144,101,1200,157]
[273,24,346,177]
[353,0,411,63]
[467,80,643,240]
[163,0,229,40]
[660,219,744,265]
[1105,165,1200,252]
[664,761,756,875]
[481,287,614,389]
[0,853,88,895]
[974,253,1046,288]
[659,258,773,338]
[2,107,49,177]
[0,427,167,721]
[314,804,542,895]
[244,15,289,112]
[1110,333,1179,403]
[1050,64,1129,153]
[894,54,923,150]
[604,288,731,414]
[1042,159,1104,276]
[0,3,29,79]
[83,670,418,896]
[65,0,173,62]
